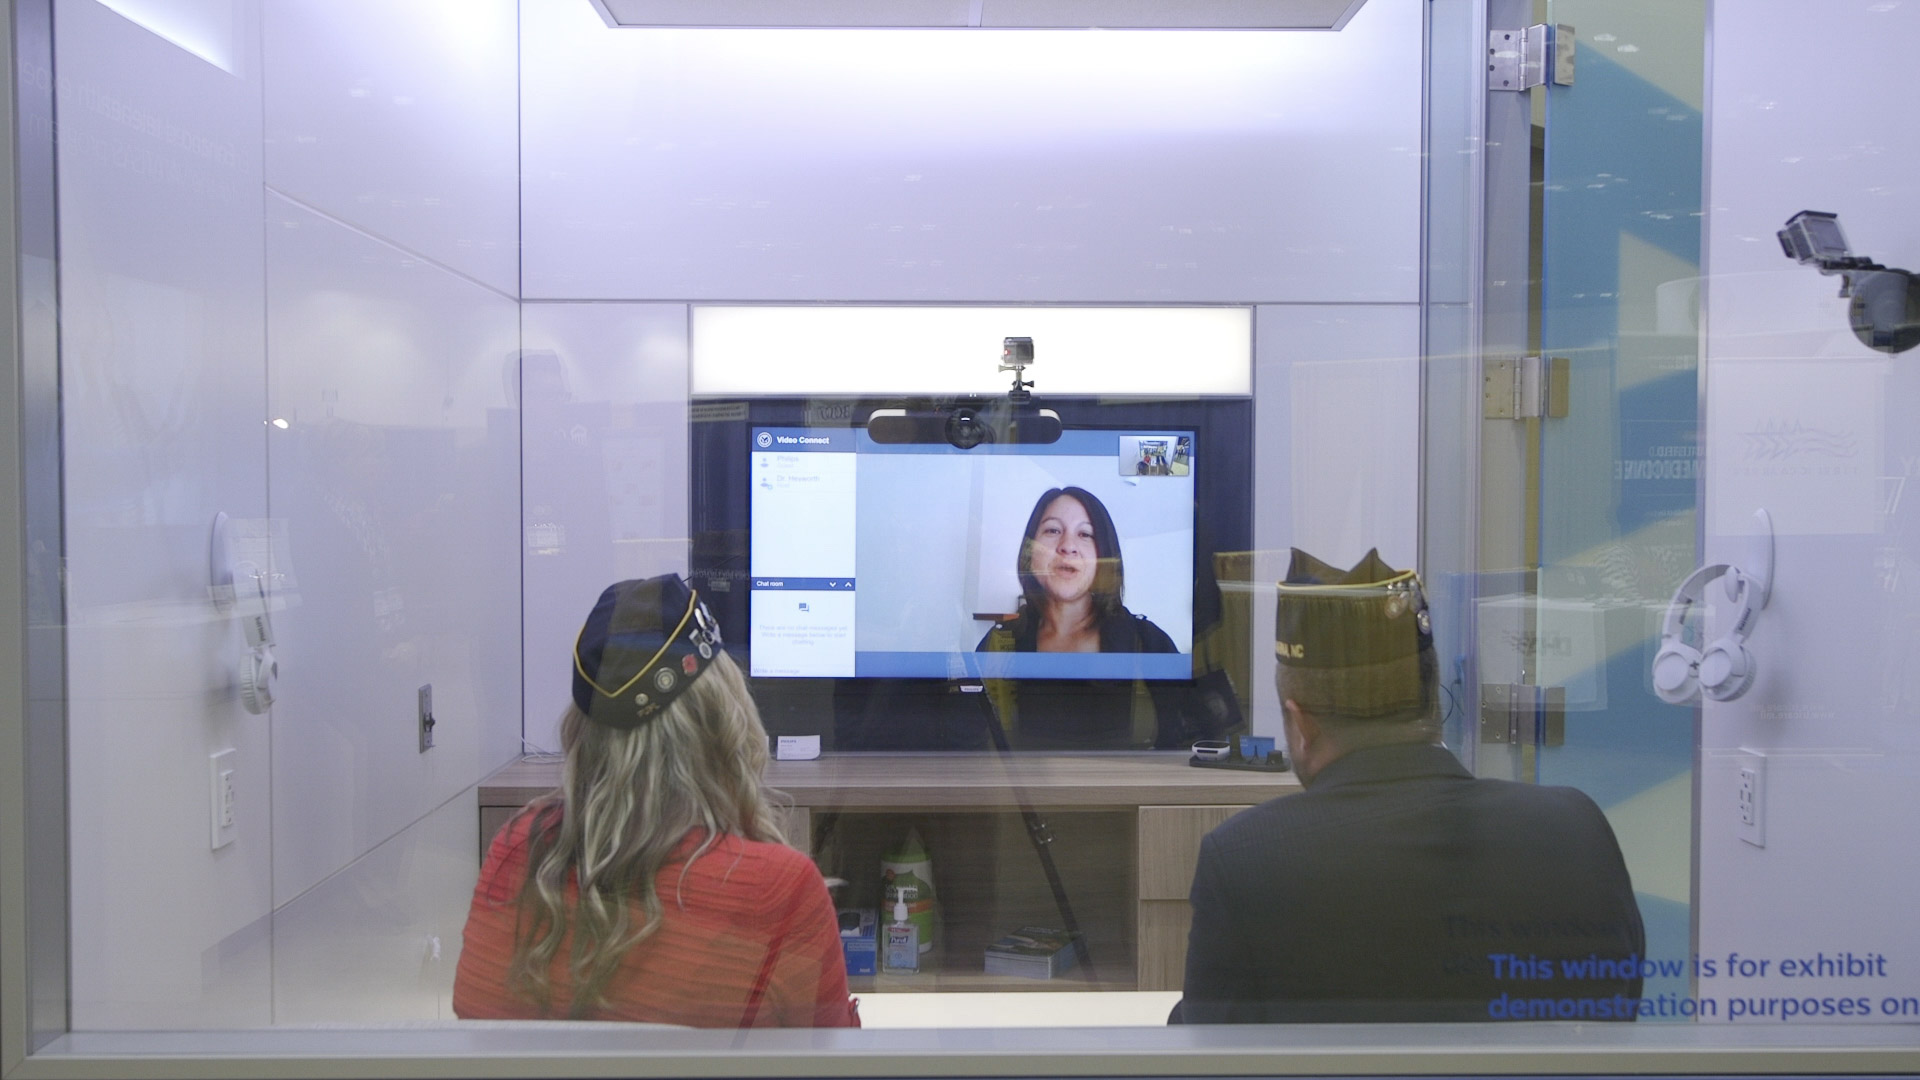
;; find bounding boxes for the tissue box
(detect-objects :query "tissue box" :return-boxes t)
[838,908,876,976]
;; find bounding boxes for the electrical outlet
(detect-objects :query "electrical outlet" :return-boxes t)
[1737,748,1765,848]
[418,683,435,752]
[209,748,237,850]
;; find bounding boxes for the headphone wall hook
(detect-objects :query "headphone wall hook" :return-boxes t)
[1745,508,1774,611]
[210,511,235,612]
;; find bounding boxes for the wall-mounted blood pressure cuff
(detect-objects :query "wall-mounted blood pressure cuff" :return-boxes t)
[1274,547,1434,720]
[572,575,725,730]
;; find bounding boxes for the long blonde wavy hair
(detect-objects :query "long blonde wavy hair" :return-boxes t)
[507,652,785,1014]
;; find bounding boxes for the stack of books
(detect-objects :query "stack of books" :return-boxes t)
[983,926,1081,979]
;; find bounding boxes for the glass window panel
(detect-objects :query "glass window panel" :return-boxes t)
[6,0,1920,1073]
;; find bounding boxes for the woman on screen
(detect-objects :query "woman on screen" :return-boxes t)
[453,575,858,1028]
[976,486,1177,655]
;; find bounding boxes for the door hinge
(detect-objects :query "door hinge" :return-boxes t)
[1479,684,1566,747]
[1484,355,1569,419]
[1489,24,1574,92]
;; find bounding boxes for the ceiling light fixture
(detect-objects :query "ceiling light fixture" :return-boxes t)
[589,0,1370,31]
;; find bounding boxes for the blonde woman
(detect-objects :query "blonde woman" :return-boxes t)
[453,576,858,1027]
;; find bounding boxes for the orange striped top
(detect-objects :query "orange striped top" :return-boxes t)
[452,807,859,1028]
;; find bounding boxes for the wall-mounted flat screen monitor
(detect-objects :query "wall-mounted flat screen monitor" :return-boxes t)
[691,396,1251,750]
[748,425,1197,681]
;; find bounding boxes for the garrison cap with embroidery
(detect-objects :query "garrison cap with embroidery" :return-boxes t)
[1274,548,1434,721]
[572,575,724,729]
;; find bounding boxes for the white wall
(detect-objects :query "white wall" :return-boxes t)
[518,303,691,752]
[270,793,476,1022]
[261,193,521,905]
[518,0,1427,743]
[257,0,522,1019]
[59,0,522,1029]
[519,0,1422,305]
[58,0,273,1029]
[1698,0,1920,1020]
[262,0,520,296]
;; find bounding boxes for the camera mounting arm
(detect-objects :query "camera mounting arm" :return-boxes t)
[1809,255,1887,289]
[866,335,1060,446]
[999,336,1035,404]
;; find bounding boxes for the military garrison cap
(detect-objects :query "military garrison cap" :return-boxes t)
[1275,548,1434,719]
[572,575,724,729]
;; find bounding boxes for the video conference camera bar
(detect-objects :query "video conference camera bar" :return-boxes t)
[867,336,1064,447]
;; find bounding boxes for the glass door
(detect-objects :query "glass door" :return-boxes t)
[1529,0,1707,1007]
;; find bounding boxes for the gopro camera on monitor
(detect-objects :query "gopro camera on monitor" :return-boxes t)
[999,336,1036,404]
[1778,210,1920,354]
[868,335,1062,446]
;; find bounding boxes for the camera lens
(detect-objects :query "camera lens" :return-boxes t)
[945,408,990,449]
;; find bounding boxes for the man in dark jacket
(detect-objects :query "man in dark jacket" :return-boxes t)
[1174,549,1645,1024]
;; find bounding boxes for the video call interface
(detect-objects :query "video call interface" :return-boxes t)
[749,427,1197,681]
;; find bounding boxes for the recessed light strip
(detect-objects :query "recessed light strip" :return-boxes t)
[592,0,1368,30]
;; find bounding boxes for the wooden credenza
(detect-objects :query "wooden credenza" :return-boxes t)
[478,752,1298,992]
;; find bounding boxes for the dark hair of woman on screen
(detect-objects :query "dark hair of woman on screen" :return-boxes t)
[452,575,858,1027]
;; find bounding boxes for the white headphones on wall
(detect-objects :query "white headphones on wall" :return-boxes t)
[1651,509,1773,706]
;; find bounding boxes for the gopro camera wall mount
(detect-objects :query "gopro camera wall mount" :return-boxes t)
[1779,210,1920,354]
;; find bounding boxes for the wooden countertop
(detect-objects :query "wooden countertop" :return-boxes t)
[480,751,1299,811]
